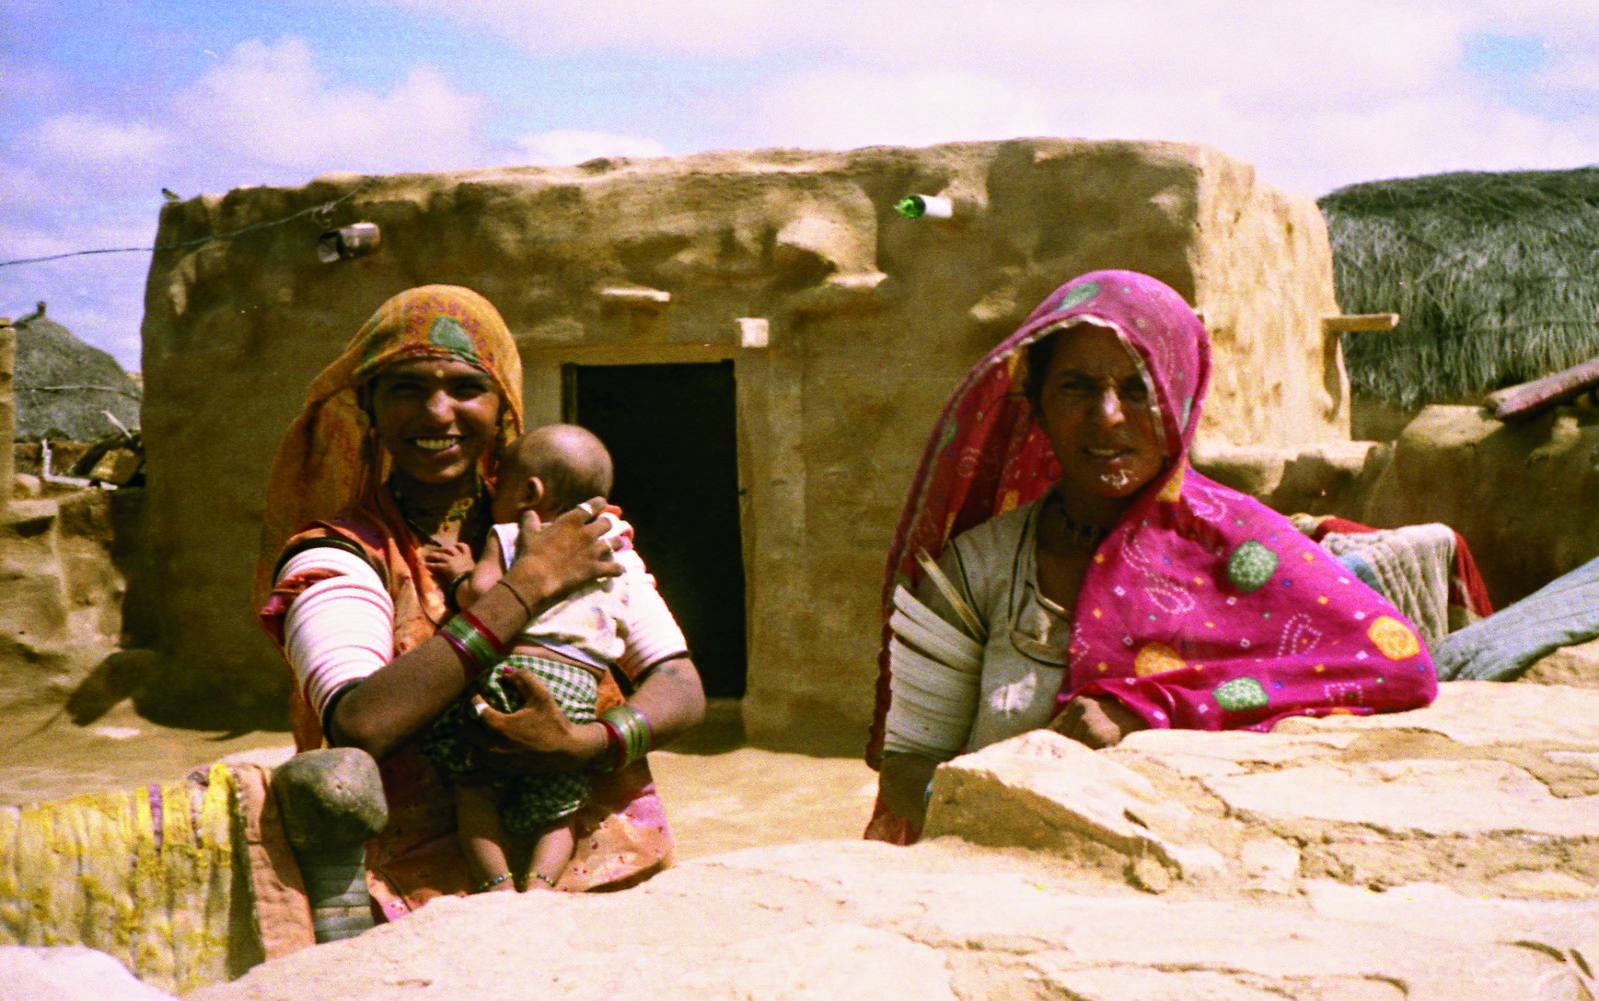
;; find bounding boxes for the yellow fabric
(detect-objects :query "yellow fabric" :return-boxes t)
[0,764,237,994]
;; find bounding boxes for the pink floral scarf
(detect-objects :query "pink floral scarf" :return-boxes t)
[868,271,1436,774]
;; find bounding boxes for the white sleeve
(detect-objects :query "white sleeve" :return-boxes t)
[279,547,395,722]
[612,548,690,677]
[492,523,519,572]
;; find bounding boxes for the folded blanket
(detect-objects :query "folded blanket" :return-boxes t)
[1432,556,1599,681]
[1320,524,1456,649]
[1294,515,1494,636]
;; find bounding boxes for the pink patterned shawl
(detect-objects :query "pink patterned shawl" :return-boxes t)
[867,271,1437,774]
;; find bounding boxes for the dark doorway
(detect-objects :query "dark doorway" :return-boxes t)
[566,361,747,698]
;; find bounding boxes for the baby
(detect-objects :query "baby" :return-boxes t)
[420,423,643,894]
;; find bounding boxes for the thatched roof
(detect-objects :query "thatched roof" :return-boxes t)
[1319,167,1599,407]
[9,302,142,441]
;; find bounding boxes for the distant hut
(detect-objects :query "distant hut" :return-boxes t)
[11,301,142,442]
[1320,167,1599,411]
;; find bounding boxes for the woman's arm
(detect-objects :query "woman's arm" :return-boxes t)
[878,751,940,830]
[466,654,706,773]
[328,500,621,759]
[465,541,707,772]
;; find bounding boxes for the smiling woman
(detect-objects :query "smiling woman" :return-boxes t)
[369,358,502,501]
[256,285,705,916]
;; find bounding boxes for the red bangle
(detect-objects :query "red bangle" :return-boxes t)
[458,609,508,657]
[592,718,624,774]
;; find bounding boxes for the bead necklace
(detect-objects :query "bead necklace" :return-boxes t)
[1046,490,1112,552]
[389,476,485,546]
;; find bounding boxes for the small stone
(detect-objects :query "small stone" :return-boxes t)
[1126,856,1172,894]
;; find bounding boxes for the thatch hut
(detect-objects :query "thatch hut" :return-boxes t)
[11,301,142,442]
[1320,167,1599,410]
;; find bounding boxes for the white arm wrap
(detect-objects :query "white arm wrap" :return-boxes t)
[883,585,983,759]
[279,547,395,721]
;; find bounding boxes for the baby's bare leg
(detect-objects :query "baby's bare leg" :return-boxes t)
[456,784,516,893]
[528,820,577,891]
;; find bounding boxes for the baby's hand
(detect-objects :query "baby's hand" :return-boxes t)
[421,541,475,581]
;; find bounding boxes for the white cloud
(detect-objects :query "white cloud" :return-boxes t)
[173,37,488,174]
[512,129,668,165]
[366,0,1599,194]
[35,114,173,166]
[751,67,1052,150]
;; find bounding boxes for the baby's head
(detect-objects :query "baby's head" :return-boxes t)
[492,424,614,525]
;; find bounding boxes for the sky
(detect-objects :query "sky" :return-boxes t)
[2,0,1597,371]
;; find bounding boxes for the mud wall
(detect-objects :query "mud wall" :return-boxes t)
[140,139,1347,736]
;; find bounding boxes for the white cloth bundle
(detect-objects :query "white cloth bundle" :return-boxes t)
[1321,523,1455,648]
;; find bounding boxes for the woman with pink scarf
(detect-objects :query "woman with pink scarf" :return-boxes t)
[867,271,1436,844]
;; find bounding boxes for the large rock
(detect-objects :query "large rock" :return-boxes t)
[929,682,1599,898]
[140,140,1349,732]
[1524,637,1599,687]
[186,842,1599,1001]
[185,682,1599,1000]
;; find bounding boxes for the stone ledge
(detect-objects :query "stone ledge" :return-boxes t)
[924,681,1599,899]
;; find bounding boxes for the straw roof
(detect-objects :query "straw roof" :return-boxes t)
[9,302,142,441]
[1319,167,1599,407]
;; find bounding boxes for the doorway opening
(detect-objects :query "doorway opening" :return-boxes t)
[564,361,747,698]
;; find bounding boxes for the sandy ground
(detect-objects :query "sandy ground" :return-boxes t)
[0,699,879,861]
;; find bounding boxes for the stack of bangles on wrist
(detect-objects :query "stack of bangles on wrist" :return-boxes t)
[440,609,506,681]
[593,705,652,773]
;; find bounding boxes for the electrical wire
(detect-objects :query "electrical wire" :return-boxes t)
[0,177,374,269]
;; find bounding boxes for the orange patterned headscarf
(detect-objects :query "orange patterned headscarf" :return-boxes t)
[254,285,524,606]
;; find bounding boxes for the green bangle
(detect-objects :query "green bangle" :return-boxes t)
[598,705,652,770]
[442,614,500,672]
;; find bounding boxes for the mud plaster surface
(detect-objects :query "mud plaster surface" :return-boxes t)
[0,698,877,862]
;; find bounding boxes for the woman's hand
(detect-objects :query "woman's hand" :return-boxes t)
[506,497,624,601]
[1048,695,1147,749]
[462,667,608,775]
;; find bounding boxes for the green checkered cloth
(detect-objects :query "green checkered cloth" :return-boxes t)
[421,653,600,832]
